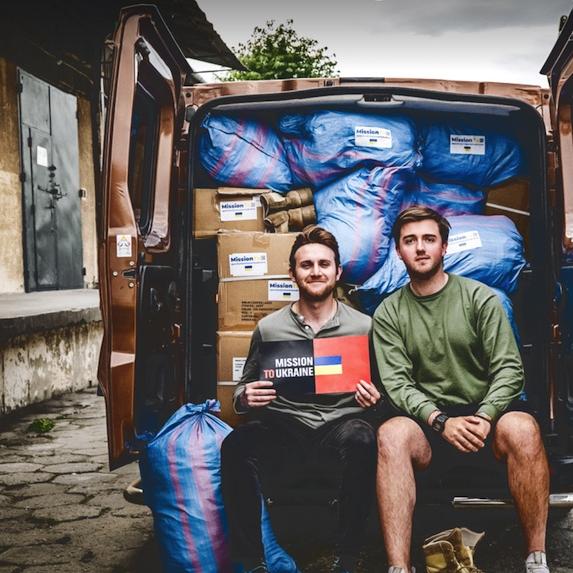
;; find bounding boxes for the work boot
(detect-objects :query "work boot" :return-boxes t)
[287,204,316,230]
[264,210,289,233]
[525,551,550,573]
[423,527,484,572]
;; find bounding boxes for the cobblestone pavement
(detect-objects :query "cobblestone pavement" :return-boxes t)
[0,387,572,572]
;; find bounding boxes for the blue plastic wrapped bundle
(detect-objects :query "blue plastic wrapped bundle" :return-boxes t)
[315,166,416,285]
[489,286,521,344]
[419,121,524,187]
[401,178,486,217]
[355,215,526,314]
[140,400,298,573]
[279,111,420,187]
[199,115,293,192]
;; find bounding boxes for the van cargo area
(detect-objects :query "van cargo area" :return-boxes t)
[182,86,572,497]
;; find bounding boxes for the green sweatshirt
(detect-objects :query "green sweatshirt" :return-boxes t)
[372,274,524,423]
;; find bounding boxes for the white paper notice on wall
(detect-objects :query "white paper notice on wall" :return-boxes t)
[232,357,247,381]
[450,135,486,155]
[355,126,392,149]
[447,231,482,254]
[37,146,48,167]
[116,235,133,258]
[229,252,268,276]
[267,279,300,301]
[220,199,258,221]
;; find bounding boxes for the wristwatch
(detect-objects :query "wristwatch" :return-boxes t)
[431,412,450,433]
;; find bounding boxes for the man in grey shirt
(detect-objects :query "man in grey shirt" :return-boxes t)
[221,226,382,573]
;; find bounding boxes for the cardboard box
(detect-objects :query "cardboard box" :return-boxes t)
[217,382,245,428]
[216,331,255,427]
[217,330,253,382]
[485,177,530,254]
[218,277,299,330]
[217,231,297,279]
[193,188,270,238]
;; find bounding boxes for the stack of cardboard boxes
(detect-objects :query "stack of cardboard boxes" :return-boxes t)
[193,187,300,424]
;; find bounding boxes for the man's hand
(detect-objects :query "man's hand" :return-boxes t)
[240,381,277,409]
[442,416,491,453]
[355,379,381,409]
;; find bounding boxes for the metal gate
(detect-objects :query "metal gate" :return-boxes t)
[19,69,83,291]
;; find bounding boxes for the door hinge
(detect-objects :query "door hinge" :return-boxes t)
[82,267,86,276]
[19,171,26,183]
[27,136,32,148]
[16,81,23,94]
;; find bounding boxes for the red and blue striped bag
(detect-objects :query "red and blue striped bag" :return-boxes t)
[140,400,298,573]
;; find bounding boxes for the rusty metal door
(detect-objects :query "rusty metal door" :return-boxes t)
[19,69,83,291]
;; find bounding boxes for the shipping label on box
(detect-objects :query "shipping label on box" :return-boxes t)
[218,232,297,279]
[229,252,268,277]
[220,199,258,222]
[268,279,299,301]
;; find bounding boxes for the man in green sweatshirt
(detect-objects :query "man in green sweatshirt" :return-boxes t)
[373,207,550,573]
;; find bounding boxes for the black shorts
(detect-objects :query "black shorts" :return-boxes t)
[411,400,533,484]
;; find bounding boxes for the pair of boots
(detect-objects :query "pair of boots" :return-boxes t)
[261,188,316,233]
[422,528,484,573]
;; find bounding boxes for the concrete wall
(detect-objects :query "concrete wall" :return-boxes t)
[0,57,25,294]
[77,97,98,288]
[0,321,102,414]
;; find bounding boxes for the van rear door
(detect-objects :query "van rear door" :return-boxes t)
[541,8,573,480]
[98,6,190,469]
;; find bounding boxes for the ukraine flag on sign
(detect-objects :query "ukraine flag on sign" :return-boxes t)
[314,355,343,376]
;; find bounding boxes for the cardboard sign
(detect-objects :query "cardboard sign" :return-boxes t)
[259,335,370,395]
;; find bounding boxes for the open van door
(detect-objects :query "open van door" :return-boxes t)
[98,6,191,469]
[541,8,573,485]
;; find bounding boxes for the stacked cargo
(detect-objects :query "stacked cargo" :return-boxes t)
[196,109,530,411]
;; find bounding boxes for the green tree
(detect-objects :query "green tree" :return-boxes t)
[226,20,338,81]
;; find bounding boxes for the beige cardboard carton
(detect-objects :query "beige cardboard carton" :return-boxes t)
[193,188,270,238]
[217,231,297,280]
[218,277,299,331]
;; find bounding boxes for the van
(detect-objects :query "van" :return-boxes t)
[97,5,573,507]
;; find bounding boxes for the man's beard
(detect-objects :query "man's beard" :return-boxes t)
[405,257,444,282]
[297,280,337,303]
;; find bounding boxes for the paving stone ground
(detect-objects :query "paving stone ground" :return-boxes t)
[0,388,571,572]
[0,387,158,573]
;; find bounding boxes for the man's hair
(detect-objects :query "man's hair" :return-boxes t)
[289,225,341,270]
[392,206,451,244]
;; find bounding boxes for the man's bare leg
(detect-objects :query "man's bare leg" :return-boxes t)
[377,417,432,570]
[493,411,549,553]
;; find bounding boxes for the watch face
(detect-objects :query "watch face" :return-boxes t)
[432,413,448,433]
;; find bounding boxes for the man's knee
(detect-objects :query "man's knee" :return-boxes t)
[493,411,544,459]
[337,418,377,450]
[377,417,429,462]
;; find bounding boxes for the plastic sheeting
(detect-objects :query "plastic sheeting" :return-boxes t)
[199,115,293,192]
[356,215,526,315]
[140,400,298,573]
[315,166,417,285]
[280,111,420,187]
[401,179,486,217]
[419,121,524,188]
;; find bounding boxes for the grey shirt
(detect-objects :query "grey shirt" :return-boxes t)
[233,302,374,429]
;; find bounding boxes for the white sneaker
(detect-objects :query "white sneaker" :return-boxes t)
[525,551,550,573]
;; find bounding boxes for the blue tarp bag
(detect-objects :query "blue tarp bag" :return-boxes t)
[489,286,521,344]
[356,215,526,314]
[199,115,293,192]
[315,166,416,284]
[140,400,299,573]
[401,178,486,217]
[419,121,524,188]
[279,111,420,187]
